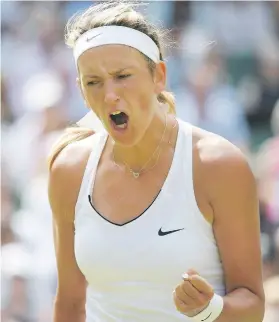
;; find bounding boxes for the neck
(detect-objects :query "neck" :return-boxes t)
[112,109,173,172]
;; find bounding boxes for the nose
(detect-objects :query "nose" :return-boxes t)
[104,80,120,105]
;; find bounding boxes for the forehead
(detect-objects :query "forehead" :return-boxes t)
[77,45,147,74]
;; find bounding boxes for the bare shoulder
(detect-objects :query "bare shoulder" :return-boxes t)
[48,134,95,223]
[191,125,256,207]
[192,125,248,167]
[192,125,254,180]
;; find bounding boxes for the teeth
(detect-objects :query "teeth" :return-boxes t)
[111,111,122,116]
[116,124,126,129]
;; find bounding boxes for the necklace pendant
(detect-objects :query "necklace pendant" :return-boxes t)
[132,172,140,179]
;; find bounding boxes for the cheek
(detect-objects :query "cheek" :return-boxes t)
[139,87,156,114]
[83,87,96,103]
[83,87,102,113]
[125,79,155,112]
[81,85,92,104]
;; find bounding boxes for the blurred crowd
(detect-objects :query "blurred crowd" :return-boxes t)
[1,1,279,321]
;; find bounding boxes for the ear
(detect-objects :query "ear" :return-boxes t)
[154,61,167,95]
[76,77,89,108]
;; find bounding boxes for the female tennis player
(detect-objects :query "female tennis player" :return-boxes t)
[48,2,265,322]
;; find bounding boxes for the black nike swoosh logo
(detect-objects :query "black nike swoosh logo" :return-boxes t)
[201,312,212,321]
[86,33,101,42]
[158,228,184,236]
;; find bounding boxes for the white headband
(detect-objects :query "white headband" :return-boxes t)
[73,26,160,64]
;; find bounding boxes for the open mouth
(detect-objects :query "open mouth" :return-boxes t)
[109,111,129,129]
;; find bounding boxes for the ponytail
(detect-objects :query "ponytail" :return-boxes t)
[158,91,176,114]
[48,126,94,170]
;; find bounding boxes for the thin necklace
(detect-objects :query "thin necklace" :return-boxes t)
[136,116,177,177]
[112,113,167,179]
[112,115,178,179]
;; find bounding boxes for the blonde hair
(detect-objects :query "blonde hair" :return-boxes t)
[48,1,175,170]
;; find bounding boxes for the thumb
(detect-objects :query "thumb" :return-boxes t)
[182,269,199,280]
[187,269,200,276]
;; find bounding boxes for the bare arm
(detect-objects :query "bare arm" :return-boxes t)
[48,142,92,322]
[199,137,265,322]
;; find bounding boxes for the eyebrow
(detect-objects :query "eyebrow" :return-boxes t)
[83,67,134,78]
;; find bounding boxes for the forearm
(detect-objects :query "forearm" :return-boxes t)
[216,288,265,322]
[53,299,86,322]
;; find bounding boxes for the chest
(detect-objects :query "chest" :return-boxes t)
[91,154,173,225]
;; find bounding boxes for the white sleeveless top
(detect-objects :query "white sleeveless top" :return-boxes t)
[74,119,225,322]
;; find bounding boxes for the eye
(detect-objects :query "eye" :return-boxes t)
[117,74,131,79]
[87,81,99,86]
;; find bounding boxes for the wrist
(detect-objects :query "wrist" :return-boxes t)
[187,294,224,322]
[186,302,210,317]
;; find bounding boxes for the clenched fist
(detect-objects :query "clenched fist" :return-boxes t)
[173,269,215,317]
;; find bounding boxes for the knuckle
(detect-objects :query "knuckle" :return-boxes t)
[173,293,188,313]
[209,290,214,298]
[204,291,214,301]
[173,290,181,301]
[173,295,182,309]
[182,281,190,292]
[174,284,181,293]
[175,301,183,311]
[175,284,182,291]
[201,293,210,301]
[173,298,180,309]
[176,302,187,314]
[195,296,205,306]
[176,286,184,298]
[199,296,211,309]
